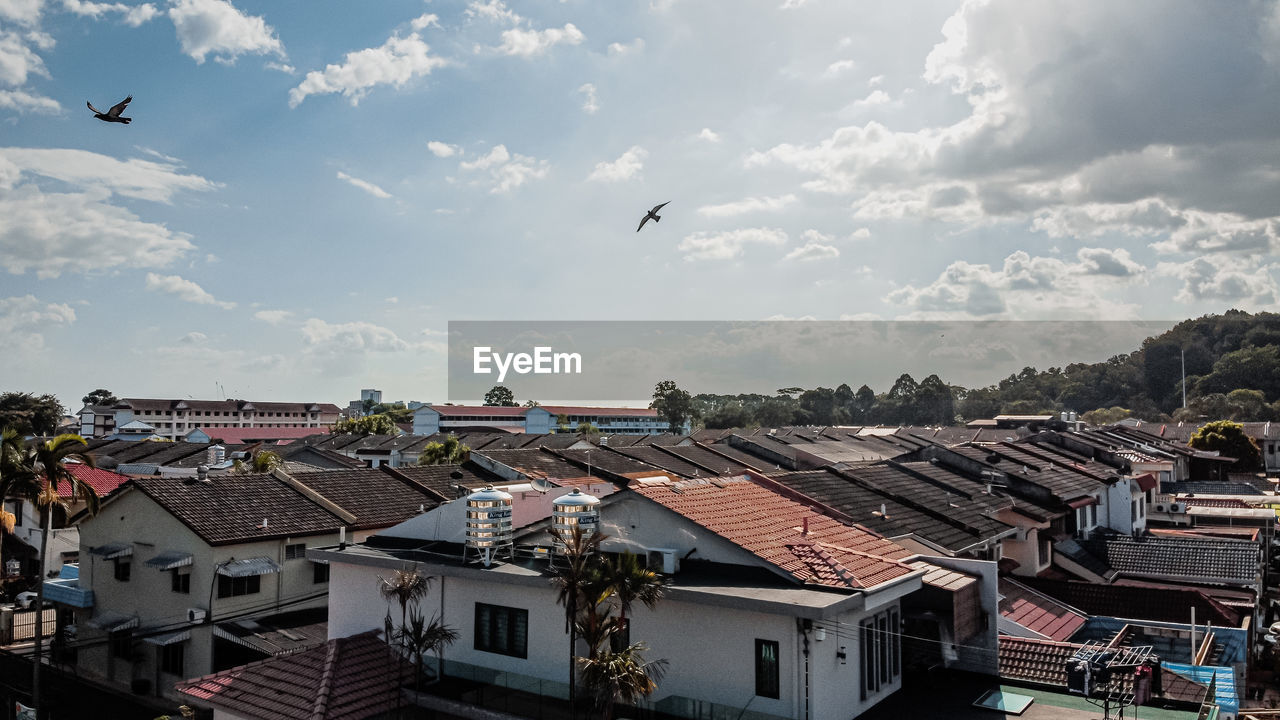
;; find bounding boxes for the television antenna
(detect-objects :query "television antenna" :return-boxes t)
[1066,641,1160,720]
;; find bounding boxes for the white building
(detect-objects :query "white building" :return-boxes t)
[104,399,342,442]
[412,404,675,436]
[313,472,997,720]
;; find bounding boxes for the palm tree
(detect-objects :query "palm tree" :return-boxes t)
[248,450,282,473]
[549,526,608,711]
[0,428,39,581]
[398,608,459,690]
[28,433,99,713]
[378,568,432,646]
[576,642,668,720]
[417,435,469,466]
[602,552,666,646]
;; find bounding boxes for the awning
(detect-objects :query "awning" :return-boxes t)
[89,543,133,560]
[88,612,139,632]
[1132,473,1158,492]
[217,557,281,578]
[143,629,190,646]
[145,551,193,571]
[1067,496,1098,509]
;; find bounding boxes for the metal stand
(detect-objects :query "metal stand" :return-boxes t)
[1068,641,1157,720]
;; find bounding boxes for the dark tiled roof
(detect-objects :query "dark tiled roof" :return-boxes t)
[473,448,592,480]
[998,578,1087,641]
[176,631,410,720]
[630,475,916,590]
[1078,535,1260,587]
[553,448,663,477]
[287,469,439,530]
[278,445,366,470]
[386,463,505,497]
[131,474,343,545]
[950,444,1108,501]
[1020,578,1241,627]
[655,444,755,475]
[601,445,706,478]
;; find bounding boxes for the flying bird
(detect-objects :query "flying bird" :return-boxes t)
[87,96,132,124]
[637,201,670,232]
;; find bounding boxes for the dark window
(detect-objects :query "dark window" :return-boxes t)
[755,639,780,699]
[171,570,190,594]
[217,574,261,598]
[284,543,307,560]
[474,603,528,658]
[114,559,131,582]
[860,609,901,700]
[110,630,132,660]
[10,500,22,527]
[158,643,184,676]
[313,562,330,584]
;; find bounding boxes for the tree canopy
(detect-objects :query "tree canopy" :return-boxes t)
[81,389,118,407]
[0,392,65,436]
[483,385,518,407]
[1189,420,1261,470]
[332,414,398,435]
[650,380,693,432]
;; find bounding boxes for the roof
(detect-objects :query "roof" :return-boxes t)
[65,464,130,496]
[539,405,660,418]
[388,463,505,497]
[1164,481,1264,496]
[998,636,1208,706]
[212,607,328,656]
[418,404,528,417]
[629,474,917,591]
[997,578,1087,641]
[1019,578,1241,627]
[287,468,441,530]
[1077,535,1260,587]
[189,427,330,444]
[120,398,340,414]
[176,631,411,720]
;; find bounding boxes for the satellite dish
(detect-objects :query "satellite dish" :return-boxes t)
[531,476,553,493]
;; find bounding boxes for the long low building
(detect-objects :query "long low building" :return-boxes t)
[412,403,677,435]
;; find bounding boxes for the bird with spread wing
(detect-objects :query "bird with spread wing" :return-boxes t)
[637,201,670,232]
[87,96,132,124]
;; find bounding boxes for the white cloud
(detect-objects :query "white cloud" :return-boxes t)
[824,59,855,77]
[1076,247,1142,277]
[677,227,788,262]
[0,0,42,25]
[0,294,75,355]
[868,74,884,87]
[578,82,598,114]
[852,89,890,107]
[179,331,207,344]
[465,0,519,24]
[0,185,194,277]
[785,242,839,262]
[145,272,236,309]
[696,127,721,143]
[336,171,392,199]
[1156,257,1280,307]
[62,0,157,26]
[410,13,439,31]
[698,194,796,218]
[0,146,219,203]
[253,309,293,325]
[0,31,48,86]
[495,23,583,57]
[607,38,644,56]
[458,144,549,193]
[850,227,871,240]
[290,32,446,107]
[301,318,411,352]
[587,146,646,183]
[0,88,59,113]
[168,0,283,64]
[427,141,459,157]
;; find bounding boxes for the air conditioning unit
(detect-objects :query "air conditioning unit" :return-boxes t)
[1168,503,1183,513]
[187,608,207,623]
[1154,504,1166,512]
[647,548,679,575]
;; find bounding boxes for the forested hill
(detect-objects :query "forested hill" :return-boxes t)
[692,310,1280,428]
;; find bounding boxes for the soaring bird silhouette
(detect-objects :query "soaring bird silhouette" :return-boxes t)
[637,201,670,232]
[87,96,132,124]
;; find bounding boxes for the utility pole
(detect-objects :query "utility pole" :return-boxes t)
[1181,348,1187,409]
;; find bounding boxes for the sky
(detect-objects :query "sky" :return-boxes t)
[1,0,1278,410]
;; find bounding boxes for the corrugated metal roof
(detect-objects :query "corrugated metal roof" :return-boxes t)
[217,557,281,577]
[88,612,138,631]
[89,542,132,559]
[144,629,191,646]
[144,550,194,570]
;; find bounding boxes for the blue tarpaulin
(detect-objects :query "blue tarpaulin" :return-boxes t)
[1163,663,1236,715]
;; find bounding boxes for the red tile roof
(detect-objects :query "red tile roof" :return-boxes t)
[191,426,330,444]
[421,405,528,417]
[629,474,916,590]
[998,577,1087,641]
[65,464,130,496]
[176,631,411,720]
[540,405,659,417]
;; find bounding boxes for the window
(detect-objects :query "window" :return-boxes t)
[474,603,528,658]
[284,543,307,560]
[1038,535,1052,566]
[860,608,900,699]
[159,643,184,676]
[755,639,780,699]
[171,569,190,594]
[313,562,330,584]
[7,500,21,527]
[217,574,261,598]
[110,630,133,660]
[114,559,131,582]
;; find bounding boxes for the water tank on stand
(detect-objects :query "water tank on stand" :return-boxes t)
[552,488,600,557]
[207,444,226,465]
[464,486,514,567]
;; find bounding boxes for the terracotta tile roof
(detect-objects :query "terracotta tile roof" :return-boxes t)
[998,578,1087,641]
[997,636,1208,706]
[65,464,130,496]
[176,631,411,720]
[1020,578,1242,627]
[629,474,916,590]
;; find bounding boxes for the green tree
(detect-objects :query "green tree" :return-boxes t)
[483,386,518,407]
[0,428,39,579]
[0,392,65,436]
[549,526,607,710]
[1081,406,1131,425]
[26,434,100,710]
[523,399,541,407]
[234,450,283,474]
[80,389,119,407]
[369,402,413,424]
[418,435,469,465]
[1189,420,1261,470]
[602,551,666,640]
[398,608,459,689]
[577,642,669,720]
[577,422,600,436]
[332,414,398,435]
[650,380,694,433]
[379,569,432,648]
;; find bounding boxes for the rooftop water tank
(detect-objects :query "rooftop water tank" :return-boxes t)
[552,488,600,554]
[207,444,226,465]
[464,485,514,567]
